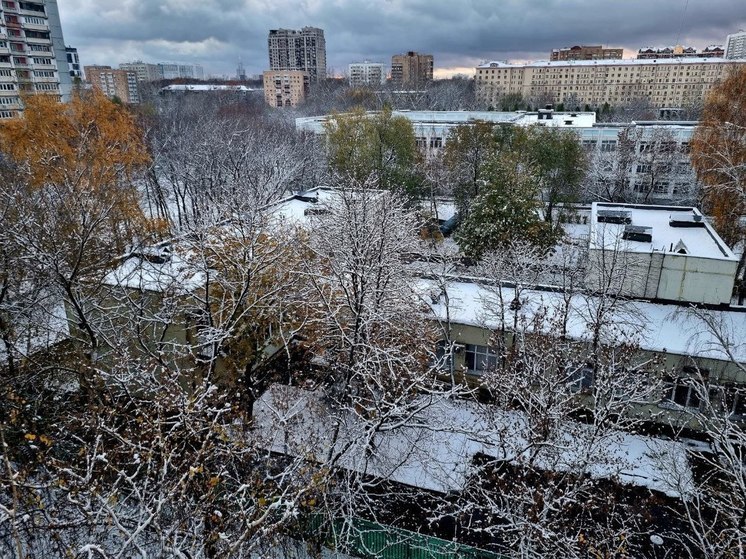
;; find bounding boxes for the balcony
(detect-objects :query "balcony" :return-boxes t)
[22,21,48,31]
[23,35,50,45]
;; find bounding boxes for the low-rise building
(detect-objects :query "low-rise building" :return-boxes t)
[297,110,698,202]
[587,202,738,305]
[263,69,308,107]
[84,65,140,104]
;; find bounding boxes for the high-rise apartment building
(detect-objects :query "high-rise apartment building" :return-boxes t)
[0,0,72,118]
[550,45,623,61]
[65,46,81,79]
[268,27,326,83]
[84,65,140,104]
[475,57,746,109]
[120,61,160,82]
[637,45,724,59]
[348,61,385,86]
[263,69,309,107]
[725,30,746,59]
[391,51,433,87]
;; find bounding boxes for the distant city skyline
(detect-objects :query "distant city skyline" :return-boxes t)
[58,0,746,79]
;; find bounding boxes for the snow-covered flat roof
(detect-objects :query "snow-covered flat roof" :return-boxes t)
[160,84,261,93]
[477,57,746,69]
[422,278,746,363]
[296,110,597,133]
[102,246,207,294]
[253,384,692,497]
[589,202,737,261]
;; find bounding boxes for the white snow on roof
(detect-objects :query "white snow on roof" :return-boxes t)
[160,84,260,93]
[589,203,737,260]
[103,248,206,293]
[268,187,339,225]
[477,57,746,68]
[254,384,692,497]
[422,279,746,363]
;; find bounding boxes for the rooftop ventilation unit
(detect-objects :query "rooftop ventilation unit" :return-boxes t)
[597,209,632,224]
[669,212,705,228]
[622,224,653,243]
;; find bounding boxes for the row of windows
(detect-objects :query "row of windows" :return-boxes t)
[451,345,746,417]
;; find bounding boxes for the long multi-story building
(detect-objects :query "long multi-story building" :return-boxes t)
[725,30,746,59]
[263,69,308,108]
[297,110,700,202]
[84,65,140,104]
[0,0,72,118]
[348,60,385,87]
[551,45,623,61]
[391,51,433,87]
[475,57,746,109]
[637,45,724,59]
[268,27,326,83]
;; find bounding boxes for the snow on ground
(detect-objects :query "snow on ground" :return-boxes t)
[420,278,746,363]
[0,298,69,364]
[254,384,693,498]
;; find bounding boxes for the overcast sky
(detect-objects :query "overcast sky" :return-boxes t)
[58,0,746,79]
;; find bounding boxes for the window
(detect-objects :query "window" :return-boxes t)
[464,344,498,374]
[662,378,701,408]
[581,139,597,150]
[638,142,651,153]
[600,139,617,152]
[434,340,454,371]
[707,385,739,417]
[429,136,443,149]
[32,57,51,65]
[415,136,427,149]
[0,96,19,105]
[661,367,708,409]
[0,83,15,90]
[33,70,54,77]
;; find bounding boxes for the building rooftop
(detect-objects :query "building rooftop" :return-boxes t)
[423,277,746,362]
[589,202,737,261]
[296,110,597,133]
[254,382,692,496]
[477,57,746,69]
[160,84,261,93]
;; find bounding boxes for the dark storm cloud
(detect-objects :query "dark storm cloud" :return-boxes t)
[58,0,746,78]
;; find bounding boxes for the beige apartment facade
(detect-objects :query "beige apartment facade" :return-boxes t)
[391,51,433,87]
[84,65,140,104]
[119,61,161,82]
[475,57,746,108]
[550,45,623,61]
[263,69,309,107]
